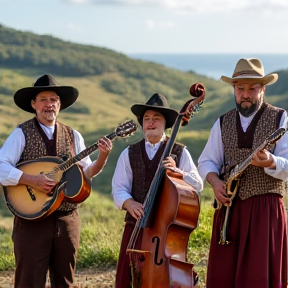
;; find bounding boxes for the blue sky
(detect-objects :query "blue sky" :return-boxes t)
[0,0,288,54]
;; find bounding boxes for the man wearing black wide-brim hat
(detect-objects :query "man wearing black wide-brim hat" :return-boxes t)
[0,74,113,287]
[112,92,203,288]
[198,58,288,288]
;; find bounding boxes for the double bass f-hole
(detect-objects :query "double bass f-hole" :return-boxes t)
[152,236,164,266]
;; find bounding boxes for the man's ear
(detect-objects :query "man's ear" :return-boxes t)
[31,99,35,110]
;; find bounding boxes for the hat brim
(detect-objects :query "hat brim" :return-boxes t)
[221,73,278,86]
[14,86,79,113]
[131,104,178,129]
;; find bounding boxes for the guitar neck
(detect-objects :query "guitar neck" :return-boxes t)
[56,131,117,172]
[229,139,268,180]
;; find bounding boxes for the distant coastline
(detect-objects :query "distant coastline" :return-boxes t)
[129,53,288,80]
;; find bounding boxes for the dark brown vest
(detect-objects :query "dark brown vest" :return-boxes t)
[220,102,286,200]
[19,117,78,211]
[19,117,75,162]
[125,138,184,224]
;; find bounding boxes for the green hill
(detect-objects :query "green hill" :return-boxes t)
[0,23,288,200]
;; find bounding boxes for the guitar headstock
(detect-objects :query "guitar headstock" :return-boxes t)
[115,120,138,138]
[266,127,286,145]
[180,83,205,126]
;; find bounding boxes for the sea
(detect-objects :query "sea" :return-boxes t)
[129,53,288,80]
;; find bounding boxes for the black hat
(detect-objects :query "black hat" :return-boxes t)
[131,93,178,129]
[14,74,79,113]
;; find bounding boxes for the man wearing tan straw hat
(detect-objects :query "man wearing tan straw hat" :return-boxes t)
[198,58,288,288]
[112,92,203,288]
[0,74,113,288]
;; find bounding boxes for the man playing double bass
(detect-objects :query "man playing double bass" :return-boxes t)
[112,92,203,288]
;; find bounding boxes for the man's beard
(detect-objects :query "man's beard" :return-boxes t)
[43,111,57,121]
[236,102,258,117]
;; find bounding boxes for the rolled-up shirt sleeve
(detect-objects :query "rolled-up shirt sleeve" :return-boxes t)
[264,112,288,180]
[197,119,224,182]
[112,148,133,209]
[180,148,203,193]
[73,130,92,168]
[0,128,26,186]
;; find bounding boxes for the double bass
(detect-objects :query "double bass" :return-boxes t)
[126,83,206,288]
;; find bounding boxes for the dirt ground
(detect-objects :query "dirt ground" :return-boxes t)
[0,268,204,288]
[0,268,116,288]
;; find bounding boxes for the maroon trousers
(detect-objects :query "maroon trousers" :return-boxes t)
[206,194,288,288]
[115,223,143,288]
[12,209,80,288]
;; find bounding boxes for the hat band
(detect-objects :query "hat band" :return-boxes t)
[233,70,263,78]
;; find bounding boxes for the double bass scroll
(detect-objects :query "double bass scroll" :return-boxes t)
[127,83,206,288]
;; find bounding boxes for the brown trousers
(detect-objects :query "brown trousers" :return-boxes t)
[12,209,80,288]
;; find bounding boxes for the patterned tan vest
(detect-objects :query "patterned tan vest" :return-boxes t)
[221,102,286,200]
[19,117,78,211]
[125,138,184,224]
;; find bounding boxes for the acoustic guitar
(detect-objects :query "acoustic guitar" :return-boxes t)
[3,120,137,221]
[217,126,286,245]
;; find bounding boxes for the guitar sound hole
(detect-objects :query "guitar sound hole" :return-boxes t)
[26,186,36,201]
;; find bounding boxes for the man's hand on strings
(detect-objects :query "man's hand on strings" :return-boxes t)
[162,156,176,169]
[122,198,144,220]
[19,173,56,194]
[251,149,275,169]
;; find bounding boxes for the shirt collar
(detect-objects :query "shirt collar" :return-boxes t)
[239,110,256,124]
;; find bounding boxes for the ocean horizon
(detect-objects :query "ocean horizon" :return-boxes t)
[129,53,288,80]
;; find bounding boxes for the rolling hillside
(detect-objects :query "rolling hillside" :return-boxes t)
[0,23,288,199]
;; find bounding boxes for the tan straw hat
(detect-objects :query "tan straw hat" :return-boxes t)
[221,58,278,86]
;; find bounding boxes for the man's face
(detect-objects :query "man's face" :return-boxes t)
[234,82,265,117]
[31,91,61,125]
[142,110,166,141]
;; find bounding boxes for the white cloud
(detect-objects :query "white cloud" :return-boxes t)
[60,0,288,13]
[61,0,90,3]
[70,0,88,3]
[66,23,83,31]
[145,20,176,29]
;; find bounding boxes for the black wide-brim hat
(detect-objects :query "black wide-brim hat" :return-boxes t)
[131,93,178,129]
[14,74,79,113]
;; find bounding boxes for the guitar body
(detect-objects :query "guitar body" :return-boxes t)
[3,157,91,220]
[2,120,138,221]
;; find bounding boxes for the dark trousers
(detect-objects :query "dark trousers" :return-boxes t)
[12,209,80,288]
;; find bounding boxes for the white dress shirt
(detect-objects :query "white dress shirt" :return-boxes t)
[112,134,204,209]
[0,122,92,186]
[198,111,288,182]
